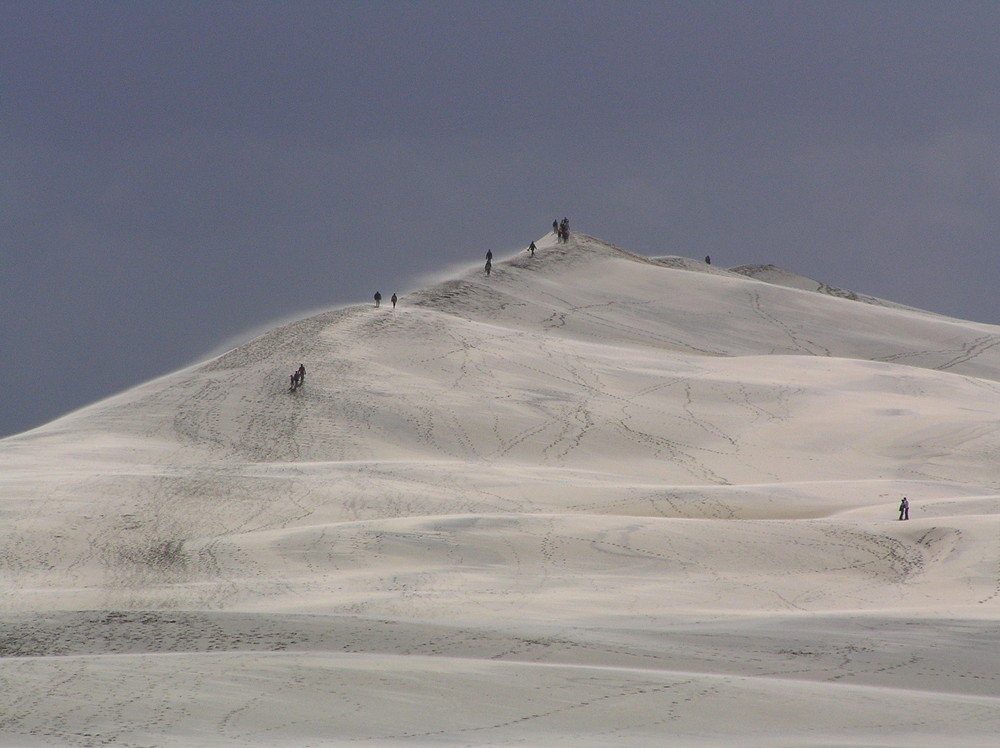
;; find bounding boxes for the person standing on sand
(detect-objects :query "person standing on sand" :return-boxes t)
[528,241,536,256]
[391,293,397,309]
[899,496,910,520]
[374,291,381,308]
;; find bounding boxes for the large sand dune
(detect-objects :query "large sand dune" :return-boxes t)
[2,233,999,745]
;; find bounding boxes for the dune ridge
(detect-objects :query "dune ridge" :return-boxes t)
[1,232,999,746]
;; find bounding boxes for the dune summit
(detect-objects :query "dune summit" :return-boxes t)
[2,232,999,746]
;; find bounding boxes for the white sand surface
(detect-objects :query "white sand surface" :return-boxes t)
[1,233,999,745]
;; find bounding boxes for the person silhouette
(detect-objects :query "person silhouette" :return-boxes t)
[485,258,492,276]
[528,241,536,256]
[899,496,909,520]
[374,291,381,308]
[391,293,398,309]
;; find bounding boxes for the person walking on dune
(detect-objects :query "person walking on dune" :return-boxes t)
[374,291,381,308]
[528,241,536,256]
[899,496,910,520]
[391,293,397,309]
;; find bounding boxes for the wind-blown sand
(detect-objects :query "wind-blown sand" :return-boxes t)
[2,233,999,746]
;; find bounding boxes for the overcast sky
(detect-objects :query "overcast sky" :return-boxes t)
[2,0,999,438]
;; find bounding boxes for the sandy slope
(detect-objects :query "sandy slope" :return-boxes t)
[1,233,999,746]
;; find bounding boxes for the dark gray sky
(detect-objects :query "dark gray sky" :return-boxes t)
[3,0,999,438]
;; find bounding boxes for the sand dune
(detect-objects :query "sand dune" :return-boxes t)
[1,233,998,745]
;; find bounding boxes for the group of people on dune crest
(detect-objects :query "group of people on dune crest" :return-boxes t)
[483,219,567,277]
[553,217,570,242]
